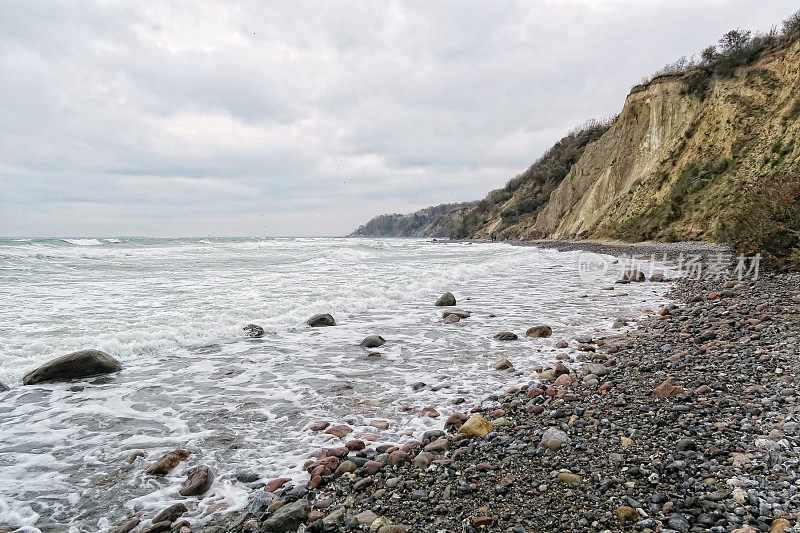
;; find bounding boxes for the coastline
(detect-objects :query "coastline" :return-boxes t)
[190,242,797,533]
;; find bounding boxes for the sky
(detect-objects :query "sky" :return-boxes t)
[0,1,797,237]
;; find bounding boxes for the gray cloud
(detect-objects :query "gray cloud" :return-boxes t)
[0,0,796,236]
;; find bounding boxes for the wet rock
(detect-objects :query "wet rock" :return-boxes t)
[264,477,292,493]
[309,421,329,432]
[307,314,336,327]
[458,414,493,437]
[179,464,214,496]
[442,308,470,319]
[261,499,310,532]
[145,449,192,475]
[494,331,518,340]
[442,314,460,324]
[140,521,172,533]
[0,381,9,392]
[526,325,553,338]
[444,412,469,429]
[360,335,386,348]
[152,503,187,524]
[113,518,140,533]
[22,349,122,385]
[435,292,456,306]
[243,324,265,338]
[650,272,666,282]
[494,358,514,370]
[554,339,568,348]
[325,425,353,438]
[621,269,645,282]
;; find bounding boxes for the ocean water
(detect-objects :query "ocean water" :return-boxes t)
[0,238,674,532]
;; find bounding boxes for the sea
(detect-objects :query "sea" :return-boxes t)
[0,237,675,532]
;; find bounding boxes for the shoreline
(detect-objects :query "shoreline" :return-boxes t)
[189,243,798,533]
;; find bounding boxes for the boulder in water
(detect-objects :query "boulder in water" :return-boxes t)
[442,308,470,319]
[145,449,192,475]
[307,314,336,327]
[243,324,265,338]
[360,335,386,348]
[621,269,645,282]
[152,503,187,524]
[179,464,214,496]
[0,381,9,392]
[442,314,460,324]
[526,325,553,338]
[493,332,518,341]
[435,292,456,306]
[23,350,122,385]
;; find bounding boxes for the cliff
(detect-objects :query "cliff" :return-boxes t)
[349,201,477,238]
[351,19,800,267]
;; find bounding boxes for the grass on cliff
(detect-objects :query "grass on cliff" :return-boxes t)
[640,9,800,99]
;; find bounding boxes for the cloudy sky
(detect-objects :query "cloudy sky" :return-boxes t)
[0,1,796,237]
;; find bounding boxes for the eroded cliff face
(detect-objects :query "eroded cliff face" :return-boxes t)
[351,38,800,265]
[531,40,800,261]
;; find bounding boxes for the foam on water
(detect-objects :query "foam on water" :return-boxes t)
[0,238,676,532]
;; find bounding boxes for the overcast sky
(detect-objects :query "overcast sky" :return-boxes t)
[0,1,796,237]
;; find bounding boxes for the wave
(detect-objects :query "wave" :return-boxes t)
[61,239,103,246]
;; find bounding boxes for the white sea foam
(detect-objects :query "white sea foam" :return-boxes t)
[61,238,103,246]
[0,238,677,532]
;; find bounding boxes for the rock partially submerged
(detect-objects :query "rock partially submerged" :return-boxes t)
[621,269,645,282]
[145,449,192,476]
[0,381,9,392]
[441,308,470,319]
[307,313,336,327]
[22,350,122,385]
[525,325,553,338]
[243,324,265,337]
[360,335,386,348]
[493,331,518,341]
[435,292,456,306]
[179,464,214,496]
[152,503,187,524]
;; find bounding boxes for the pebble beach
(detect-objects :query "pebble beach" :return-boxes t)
[176,242,798,533]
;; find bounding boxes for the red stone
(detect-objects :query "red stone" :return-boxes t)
[345,440,365,452]
[308,475,323,489]
[309,421,330,432]
[263,477,292,492]
[325,425,353,439]
[472,517,493,527]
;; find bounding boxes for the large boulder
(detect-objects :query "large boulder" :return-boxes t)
[360,335,386,348]
[526,325,553,338]
[22,350,122,385]
[261,499,310,532]
[307,314,336,327]
[179,464,214,496]
[435,292,456,306]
